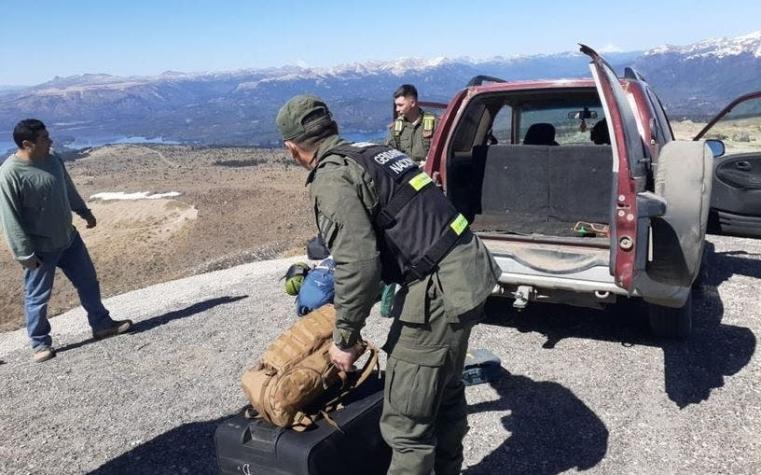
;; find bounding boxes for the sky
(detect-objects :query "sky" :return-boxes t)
[1,0,760,86]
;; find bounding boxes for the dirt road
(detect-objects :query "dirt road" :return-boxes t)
[0,235,759,474]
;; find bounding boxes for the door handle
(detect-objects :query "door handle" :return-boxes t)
[735,161,752,171]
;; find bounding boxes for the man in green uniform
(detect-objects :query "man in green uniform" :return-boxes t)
[0,119,132,362]
[385,84,437,164]
[381,84,437,317]
[277,95,499,474]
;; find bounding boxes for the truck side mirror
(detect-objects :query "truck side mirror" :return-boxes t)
[705,139,725,158]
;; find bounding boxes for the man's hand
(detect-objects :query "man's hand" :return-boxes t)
[329,342,363,372]
[20,256,42,270]
[84,213,97,229]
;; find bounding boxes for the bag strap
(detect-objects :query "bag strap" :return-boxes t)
[352,341,381,388]
[321,341,381,411]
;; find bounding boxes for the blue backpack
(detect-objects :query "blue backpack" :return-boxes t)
[296,258,335,316]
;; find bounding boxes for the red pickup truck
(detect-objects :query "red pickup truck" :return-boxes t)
[423,45,761,338]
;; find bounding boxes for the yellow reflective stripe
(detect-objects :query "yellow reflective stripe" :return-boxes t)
[450,214,468,235]
[423,115,435,131]
[408,172,432,191]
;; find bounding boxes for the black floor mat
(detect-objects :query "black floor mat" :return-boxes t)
[472,212,606,238]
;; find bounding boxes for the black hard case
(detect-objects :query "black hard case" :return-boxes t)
[215,378,390,475]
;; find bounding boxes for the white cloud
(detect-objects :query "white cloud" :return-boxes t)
[599,43,624,53]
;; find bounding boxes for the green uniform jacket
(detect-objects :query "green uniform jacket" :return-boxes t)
[0,153,90,260]
[306,135,500,348]
[384,108,436,163]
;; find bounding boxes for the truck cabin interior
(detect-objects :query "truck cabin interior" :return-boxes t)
[446,88,614,240]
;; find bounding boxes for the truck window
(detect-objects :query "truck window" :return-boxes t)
[645,87,673,143]
[492,105,513,143]
[518,104,605,145]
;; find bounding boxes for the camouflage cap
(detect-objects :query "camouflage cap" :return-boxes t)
[276,94,333,141]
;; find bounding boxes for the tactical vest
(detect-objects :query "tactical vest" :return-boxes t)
[327,143,469,284]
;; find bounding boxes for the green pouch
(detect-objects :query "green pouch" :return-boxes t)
[379,284,396,318]
[394,277,430,324]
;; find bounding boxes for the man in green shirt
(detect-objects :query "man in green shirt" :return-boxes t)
[381,84,438,317]
[0,119,132,362]
[384,84,437,164]
[277,95,499,475]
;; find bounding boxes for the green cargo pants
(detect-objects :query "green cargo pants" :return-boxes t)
[380,276,484,475]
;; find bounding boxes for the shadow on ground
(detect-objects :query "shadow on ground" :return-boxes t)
[88,417,223,474]
[483,241,757,408]
[465,368,608,474]
[57,295,248,354]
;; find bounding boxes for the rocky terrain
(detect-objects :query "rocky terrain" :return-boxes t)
[0,144,315,331]
[0,234,759,474]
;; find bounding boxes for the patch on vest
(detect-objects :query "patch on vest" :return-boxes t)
[351,142,376,148]
[372,149,416,176]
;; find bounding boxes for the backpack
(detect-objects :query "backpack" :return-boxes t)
[306,235,330,260]
[240,304,379,430]
[296,258,335,316]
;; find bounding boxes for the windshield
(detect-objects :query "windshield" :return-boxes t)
[518,104,605,145]
[700,96,761,155]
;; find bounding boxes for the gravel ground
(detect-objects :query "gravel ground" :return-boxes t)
[1,235,759,474]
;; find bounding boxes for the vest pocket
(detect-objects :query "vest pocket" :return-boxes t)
[387,345,448,419]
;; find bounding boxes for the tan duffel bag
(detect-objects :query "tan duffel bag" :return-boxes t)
[241,304,379,430]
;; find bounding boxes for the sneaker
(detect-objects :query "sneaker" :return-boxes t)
[33,346,56,363]
[93,319,133,340]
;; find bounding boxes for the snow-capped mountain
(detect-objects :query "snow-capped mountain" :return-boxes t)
[646,31,761,59]
[0,31,758,147]
[631,31,761,117]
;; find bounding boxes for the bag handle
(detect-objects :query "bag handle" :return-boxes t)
[351,340,381,389]
[293,341,382,431]
[321,340,381,409]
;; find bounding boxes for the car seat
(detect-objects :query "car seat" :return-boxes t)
[523,123,559,145]
[590,119,610,145]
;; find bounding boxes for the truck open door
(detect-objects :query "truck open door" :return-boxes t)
[583,45,714,338]
[694,91,761,238]
[581,44,648,293]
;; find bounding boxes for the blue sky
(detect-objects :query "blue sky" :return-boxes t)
[1,0,760,86]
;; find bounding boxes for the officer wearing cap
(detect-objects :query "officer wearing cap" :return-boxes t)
[384,84,437,164]
[277,95,499,475]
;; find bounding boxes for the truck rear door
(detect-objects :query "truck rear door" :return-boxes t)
[581,45,648,291]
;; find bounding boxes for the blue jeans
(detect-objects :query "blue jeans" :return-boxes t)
[24,232,113,350]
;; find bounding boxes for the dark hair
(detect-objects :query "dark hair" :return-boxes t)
[13,119,47,148]
[393,84,418,100]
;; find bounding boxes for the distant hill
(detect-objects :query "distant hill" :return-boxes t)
[0,32,759,146]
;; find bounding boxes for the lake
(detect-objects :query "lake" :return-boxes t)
[63,135,180,149]
[342,130,386,143]
[1,136,180,155]
[1,130,385,155]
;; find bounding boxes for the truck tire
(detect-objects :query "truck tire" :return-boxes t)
[648,291,693,339]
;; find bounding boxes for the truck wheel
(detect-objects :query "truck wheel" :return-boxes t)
[648,292,693,339]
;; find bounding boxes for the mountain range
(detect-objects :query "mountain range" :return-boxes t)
[1,31,760,148]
